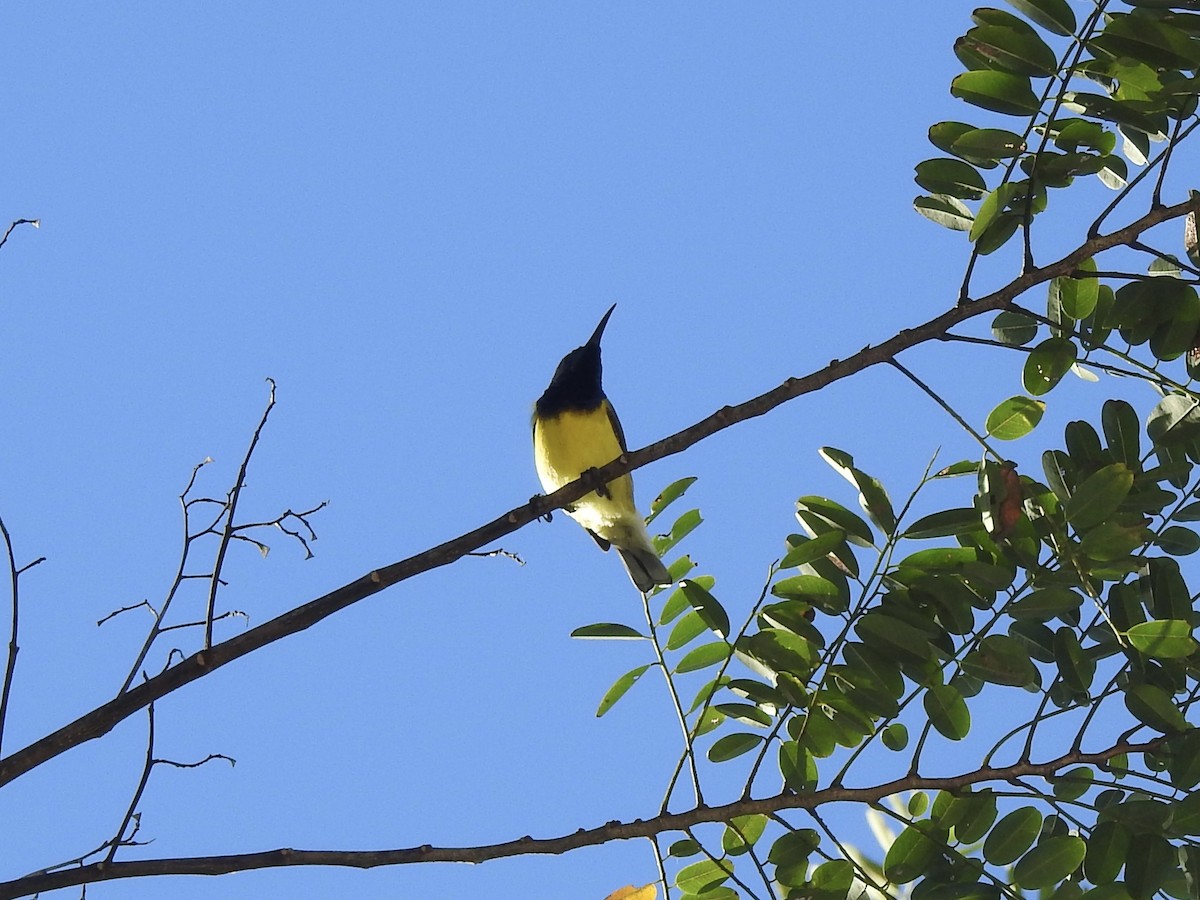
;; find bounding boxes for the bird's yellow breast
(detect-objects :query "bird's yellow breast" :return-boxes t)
[533,404,636,532]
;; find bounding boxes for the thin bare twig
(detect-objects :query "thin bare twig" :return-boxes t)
[205,379,277,648]
[0,218,39,254]
[0,517,44,758]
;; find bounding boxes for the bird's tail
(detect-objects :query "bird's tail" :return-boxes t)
[616,542,673,593]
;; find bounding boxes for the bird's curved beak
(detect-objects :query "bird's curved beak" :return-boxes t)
[586,303,617,349]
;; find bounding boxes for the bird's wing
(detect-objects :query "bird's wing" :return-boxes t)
[604,398,629,452]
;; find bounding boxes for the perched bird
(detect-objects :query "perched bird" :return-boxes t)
[533,305,673,592]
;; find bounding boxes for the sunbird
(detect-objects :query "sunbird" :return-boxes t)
[533,305,673,592]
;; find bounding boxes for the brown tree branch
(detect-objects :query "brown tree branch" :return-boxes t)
[0,739,1159,899]
[0,198,1189,794]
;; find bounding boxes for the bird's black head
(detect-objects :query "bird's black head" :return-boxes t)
[536,304,616,417]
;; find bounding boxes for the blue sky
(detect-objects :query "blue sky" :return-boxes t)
[0,4,1158,899]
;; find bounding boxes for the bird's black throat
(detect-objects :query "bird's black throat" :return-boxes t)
[536,344,604,418]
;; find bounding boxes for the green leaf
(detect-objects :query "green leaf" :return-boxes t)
[1008,587,1082,621]
[882,722,909,750]
[984,806,1042,865]
[1023,337,1078,395]
[898,546,981,571]
[1005,0,1076,36]
[736,629,819,679]
[669,837,702,858]
[810,859,854,894]
[1092,12,1200,72]
[659,576,713,625]
[1102,399,1141,467]
[924,683,971,740]
[1052,766,1093,801]
[992,310,1039,346]
[1084,820,1130,884]
[722,815,768,856]
[884,823,948,884]
[1126,619,1197,659]
[914,158,988,200]
[903,508,982,539]
[779,740,818,791]
[675,858,733,895]
[667,610,707,651]
[970,181,1021,241]
[956,790,998,844]
[1125,682,1189,733]
[796,495,875,547]
[914,194,974,231]
[1153,525,1200,556]
[951,127,1027,159]
[1167,730,1200,791]
[986,395,1045,440]
[655,508,702,556]
[1057,259,1100,318]
[951,70,1041,116]
[675,641,733,673]
[817,448,897,535]
[771,574,844,615]
[1054,627,1096,692]
[1064,91,1166,139]
[596,664,652,716]
[931,120,996,167]
[963,634,1039,686]
[780,530,848,569]
[681,579,730,640]
[855,611,938,666]
[1125,833,1176,899]
[1063,463,1134,530]
[646,476,698,525]
[713,702,771,727]
[570,622,646,640]
[1013,834,1086,890]
[957,24,1058,77]
[707,732,764,763]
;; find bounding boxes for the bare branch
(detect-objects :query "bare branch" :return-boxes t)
[0,739,1160,900]
[0,197,1190,793]
[0,218,39,254]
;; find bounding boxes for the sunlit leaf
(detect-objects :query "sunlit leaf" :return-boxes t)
[708,732,764,763]
[681,579,730,640]
[986,396,1045,439]
[646,476,698,525]
[1023,336,1077,395]
[952,70,1041,116]
[914,193,974,230]
[1126,619,1197,659]
[675,641,732,673]
[596,664,652,717]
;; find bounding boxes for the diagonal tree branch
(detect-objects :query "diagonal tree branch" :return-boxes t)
[0,198,1189,793]
[0,738,1160,899]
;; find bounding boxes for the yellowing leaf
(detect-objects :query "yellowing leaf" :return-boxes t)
[604,884,657,900]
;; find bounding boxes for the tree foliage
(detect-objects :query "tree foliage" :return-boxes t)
[3,3,1200,899]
